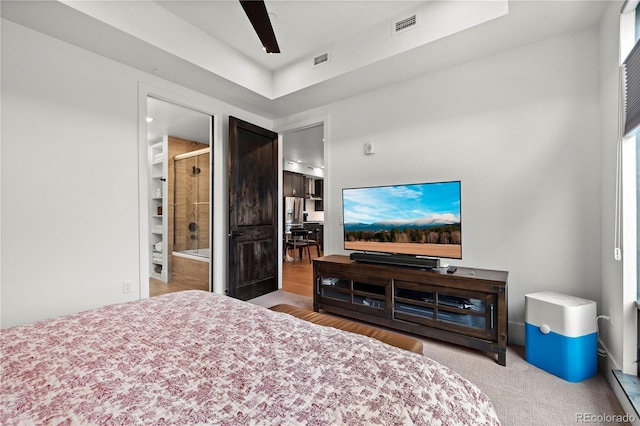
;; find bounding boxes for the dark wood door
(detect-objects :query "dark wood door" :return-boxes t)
[228,116,278,300]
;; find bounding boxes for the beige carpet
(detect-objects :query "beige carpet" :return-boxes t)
[249,290,630,426]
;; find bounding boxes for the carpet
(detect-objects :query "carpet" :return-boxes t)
[249,290,631,425]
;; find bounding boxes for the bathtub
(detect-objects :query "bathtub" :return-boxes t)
[171,249,210,289]
[173,248,210,261]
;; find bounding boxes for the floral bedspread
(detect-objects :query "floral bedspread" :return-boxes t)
[1,290,500,425]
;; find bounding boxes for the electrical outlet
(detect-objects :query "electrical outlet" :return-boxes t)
[122,280,132,294]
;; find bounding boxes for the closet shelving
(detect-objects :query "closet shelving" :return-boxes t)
[149,137,168,282]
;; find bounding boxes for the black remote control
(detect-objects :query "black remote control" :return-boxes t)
[446,266,457,274]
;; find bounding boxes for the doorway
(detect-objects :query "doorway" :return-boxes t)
[281,124,325,297]
[146,96,213,297]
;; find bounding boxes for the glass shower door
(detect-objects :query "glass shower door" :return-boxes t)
[174,149,210,257]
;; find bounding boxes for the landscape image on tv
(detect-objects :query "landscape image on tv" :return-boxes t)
[343,181,461,259]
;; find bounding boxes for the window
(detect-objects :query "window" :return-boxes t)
[619,2,640,376]
[635,5,640,302]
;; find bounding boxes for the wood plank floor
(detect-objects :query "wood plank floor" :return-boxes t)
[149,249,320,298]
[281,251,318,298]
[149,276,208,297]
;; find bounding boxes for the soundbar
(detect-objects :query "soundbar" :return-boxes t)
[349,252,440,269]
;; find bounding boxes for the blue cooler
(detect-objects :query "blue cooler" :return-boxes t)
[525,291,597,382]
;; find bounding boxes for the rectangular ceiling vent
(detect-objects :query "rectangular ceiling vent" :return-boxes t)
[313,52,330,68]
[393,13,418,35]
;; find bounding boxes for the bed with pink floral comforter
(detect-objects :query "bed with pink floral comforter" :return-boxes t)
[1,290,500,425]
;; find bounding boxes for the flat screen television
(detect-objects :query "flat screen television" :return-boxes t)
[342,180,461,260]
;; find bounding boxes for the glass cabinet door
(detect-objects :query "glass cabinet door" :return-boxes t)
[318,276,351,303]
[316,272,391,317]
[394,282,497,340]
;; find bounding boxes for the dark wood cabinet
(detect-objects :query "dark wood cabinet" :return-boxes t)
[283,171,304,197]
[313,255,508,365]
[314,179,324,211]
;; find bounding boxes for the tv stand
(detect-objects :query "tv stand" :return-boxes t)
[350,252,440,269]
[313,255,508,365]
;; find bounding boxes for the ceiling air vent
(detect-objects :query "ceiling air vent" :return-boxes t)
[393,13,418,35]
[313,52,330,68]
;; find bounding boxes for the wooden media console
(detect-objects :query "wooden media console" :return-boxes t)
[313,255,508,365]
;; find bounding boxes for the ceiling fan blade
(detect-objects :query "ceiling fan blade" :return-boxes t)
[239,0,280,54]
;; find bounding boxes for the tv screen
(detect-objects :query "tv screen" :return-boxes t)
[342,181,461,259]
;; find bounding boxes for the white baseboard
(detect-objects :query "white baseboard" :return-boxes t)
[600,348,640,425]
[509,321,525,346]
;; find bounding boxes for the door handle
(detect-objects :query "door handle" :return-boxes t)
[229,230,245,238]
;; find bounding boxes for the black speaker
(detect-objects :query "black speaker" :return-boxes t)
[349,252,440,269]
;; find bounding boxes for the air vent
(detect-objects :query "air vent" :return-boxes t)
[393,13,418,35]
[313,52,329,68]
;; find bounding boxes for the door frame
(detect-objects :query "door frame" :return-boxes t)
[274,115,329,289]
[137,83,221,299]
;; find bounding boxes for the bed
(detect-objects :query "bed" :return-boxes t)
[1,290,500,425]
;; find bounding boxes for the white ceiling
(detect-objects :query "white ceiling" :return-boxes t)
[154,0,425,72]
[1,1,611,169]
[1,1,610,121]
[283,124,324,168]
[147,97,212,145]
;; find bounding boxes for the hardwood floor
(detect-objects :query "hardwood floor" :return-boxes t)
[150,250,320,298]
[149,276,208,297]
[281,251,319,298]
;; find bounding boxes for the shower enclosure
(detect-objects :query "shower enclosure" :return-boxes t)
[173,148,210,258]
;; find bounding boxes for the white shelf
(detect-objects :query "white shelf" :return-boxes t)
[149,135,168,283]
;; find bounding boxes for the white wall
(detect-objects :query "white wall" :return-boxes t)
[278,28,603,342]
[0,19,271,328]
[599,1,627,374]
[1,12,608,342]
[597,5,640,419]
